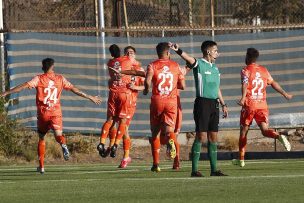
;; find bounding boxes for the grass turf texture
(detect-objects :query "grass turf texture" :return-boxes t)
[1,159,304,203]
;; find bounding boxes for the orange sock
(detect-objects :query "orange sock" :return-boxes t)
[239,135,247,160]
[174,140,180,161]
[263,129,279,139]
[160,136,169,145]
[55,135,66,145]
[123,137,131,158]
[114,123,127,145]
[151,136,160,165]
[168,132,176,141]
[109,127,117,147]
[38,139,45,168]
[100,121,112,144]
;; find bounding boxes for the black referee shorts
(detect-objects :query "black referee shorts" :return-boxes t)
[193,97,219,132]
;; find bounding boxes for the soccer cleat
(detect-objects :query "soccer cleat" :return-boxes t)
[103,147,111,158]
[166,139,176,159]
[172,159,180,170]
[210,170,228,176]
[278,134,291,151]
[191,171,203,177]
[97,143,106,157]
[151,164,161,172]
[61,144,70,161]
[232,159,245,167]
[110,144,118,158]
[118,157,132,168]
[36,167,45,174]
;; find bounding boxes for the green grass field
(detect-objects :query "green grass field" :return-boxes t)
[1,159,304,203]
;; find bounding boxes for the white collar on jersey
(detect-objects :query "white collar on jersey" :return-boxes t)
[201,58,214,66]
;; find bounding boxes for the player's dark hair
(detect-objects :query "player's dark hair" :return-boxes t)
[246,48,259,65]
[201,40,217,55]
[124,46,136,54]
[109,44,121,58]
[156,42,170,58]
[42,58,54,72]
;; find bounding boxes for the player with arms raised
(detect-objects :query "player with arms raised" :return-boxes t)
[0,58,101,174]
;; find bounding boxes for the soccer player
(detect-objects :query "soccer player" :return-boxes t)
[233,48,292,167]
[170,41,229,177]
[144,42,185,172]
[159,65,188,170]
[0,58,101,174]
[97,44,133,158]
[118,46,145,168]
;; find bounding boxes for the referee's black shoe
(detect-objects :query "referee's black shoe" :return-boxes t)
[210,170,228,176]
[191,171,203,177]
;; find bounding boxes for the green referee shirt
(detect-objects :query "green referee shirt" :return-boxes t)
[191,58,220,99]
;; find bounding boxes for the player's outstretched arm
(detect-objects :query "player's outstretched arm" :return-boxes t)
[108,66,145,77]
[70,87,102,105]
[0,82,30,98]
[218,89,228,118]
[122,70,145,77]
[270,80,293,100]
[169,42,196,66]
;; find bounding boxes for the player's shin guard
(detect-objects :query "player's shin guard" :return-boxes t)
[239,135,247,160]
[173,140,180,169]
[123,137,131,159]
[175,140,180,160]
[151,136,160,165]
[263,129,279,139]
[208,142,218,173]
[38,139,45,169]
[191,138,202,173]
[55,135,66,145]
[109,127,117,147]
[114,123,127,146]
[100,121,113,144]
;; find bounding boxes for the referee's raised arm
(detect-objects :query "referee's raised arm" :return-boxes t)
[169,42,196,67]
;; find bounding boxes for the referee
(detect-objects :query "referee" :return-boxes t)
[170,41,228,177]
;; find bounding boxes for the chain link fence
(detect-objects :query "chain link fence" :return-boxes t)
[2,0,304,36]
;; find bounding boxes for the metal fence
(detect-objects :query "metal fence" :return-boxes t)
[2,0,304,36]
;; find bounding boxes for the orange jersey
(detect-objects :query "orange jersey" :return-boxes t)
[107,56,133,93]
[148,59,184,99]
[27,73,74,116]
[241,63,273,109]
[130,62,145,106]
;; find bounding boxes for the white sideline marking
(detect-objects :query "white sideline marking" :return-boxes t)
[0,159,304,172]
[1,174,304,184]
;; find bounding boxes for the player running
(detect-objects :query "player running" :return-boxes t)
[159,65,188,170]
[144,42,185,172]
[233,48,292,167]
[0,58,101,174]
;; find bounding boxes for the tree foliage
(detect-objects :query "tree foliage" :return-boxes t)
[232,0,304,24]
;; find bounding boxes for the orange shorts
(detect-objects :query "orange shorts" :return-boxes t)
[126,106,136,126]
[240,107,269,126]
[37,114,62,134]
[150,97,177,128]
[107,91,132,119]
